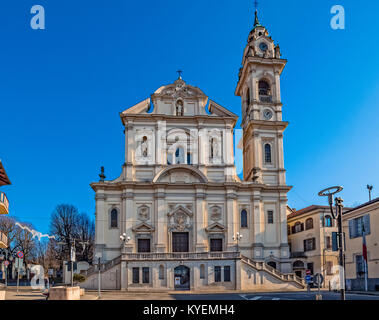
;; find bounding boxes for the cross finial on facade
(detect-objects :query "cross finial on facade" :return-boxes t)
[176,70,183,79]
[254,0,259,11]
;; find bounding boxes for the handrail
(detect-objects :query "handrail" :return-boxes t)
[240,254,305,287]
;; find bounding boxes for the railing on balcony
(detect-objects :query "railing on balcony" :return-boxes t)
[0,192,9,215]
[123,251,241,261]
[0,231,8,248]
[290,252,307,258]
[259,94,273,103]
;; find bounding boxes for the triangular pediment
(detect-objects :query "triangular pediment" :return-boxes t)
[205,222,227,233]
[167,205,193,218]
[208,100,238,118]
[132,222,155,233]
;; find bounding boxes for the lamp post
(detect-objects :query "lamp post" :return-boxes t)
[120,233,131,292]
[367,185,373,202]
[232,232,243,290]
[318,186,346,300]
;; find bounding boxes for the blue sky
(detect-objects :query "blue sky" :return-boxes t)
[0,0,378,233]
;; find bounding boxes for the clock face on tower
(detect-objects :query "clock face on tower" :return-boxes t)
[259,42,268,52]
[263,109,273,120]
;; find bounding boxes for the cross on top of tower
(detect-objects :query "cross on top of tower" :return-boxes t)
[253,0,261,27]
[176,70,183,79]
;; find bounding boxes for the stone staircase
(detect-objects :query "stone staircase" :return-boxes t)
[83,255,121,277]
[240,255,305,288]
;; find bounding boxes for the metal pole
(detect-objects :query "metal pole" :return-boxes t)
[16,266,19,294]
[336,200,345,300]
[5,249,7,288]
[98,257,101,298]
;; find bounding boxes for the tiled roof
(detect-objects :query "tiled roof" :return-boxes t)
[343,197,379,215]
[287,205,330,219]
[0,161,11,186]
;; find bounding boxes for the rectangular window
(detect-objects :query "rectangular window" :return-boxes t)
[172,232,189,252]
[210,239,223,252]
[326,236,332,249]
[214,266,221,282]
[132,267,139,284]
[138,239,151,253]
[350,215,371,238]
[304,238,316,252]
[267,210,274,224]
[142,267,149,284]
[326,261,333,275]
[224,266,231,282]
[356,255,365,278]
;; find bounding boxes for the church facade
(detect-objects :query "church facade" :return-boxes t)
[85,11,305,291]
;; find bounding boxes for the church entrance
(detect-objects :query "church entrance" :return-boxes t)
[174,266,190,290]
[172,232,189,252]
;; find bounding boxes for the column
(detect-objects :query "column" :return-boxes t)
[155,188,166,253]
[124,189,134,253]
[226,190,237,251]
[95,192,106,260]
[195,189,206,252]
[126,122,135,180]
[120,261,127,291]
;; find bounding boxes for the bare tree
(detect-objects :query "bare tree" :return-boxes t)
[49,204,94,264]
[50,204,80,257]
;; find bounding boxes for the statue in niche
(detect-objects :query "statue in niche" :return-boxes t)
[210,138,219,159]
[176,100,184,116]
[141,136,148,157]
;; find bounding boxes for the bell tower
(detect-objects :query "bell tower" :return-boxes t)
[235,9,288,185]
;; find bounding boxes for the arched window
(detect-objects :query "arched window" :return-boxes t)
[241,209,248,228]
[159,265,165,280]
[176,100,184,116]
[258,80,271,101]
[200,264,205,279]
[264,143,272,164]
[325,215,333,227]
[245,87,251,113]
[293,221,304,233]
[175,147,184,164]
[305,218,313,230]
[110,208,118,228]
[267,261,277,269]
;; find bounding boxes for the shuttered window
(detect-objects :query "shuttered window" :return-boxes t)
[349,215,371,238]
[304,238,316,252]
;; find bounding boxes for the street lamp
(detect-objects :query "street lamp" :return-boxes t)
[232,232,243,290]
[318,186,346,300]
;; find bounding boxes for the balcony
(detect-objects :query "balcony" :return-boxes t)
[290,251,307,259]
[259,95,273,103]
[0,231,7,249]
[123,251,240,261]
[0,192,9,215]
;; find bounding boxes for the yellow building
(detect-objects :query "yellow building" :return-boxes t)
[343,198,379,291]
[287,205,348,287]
[0,160,11,248]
